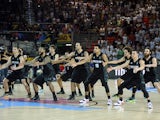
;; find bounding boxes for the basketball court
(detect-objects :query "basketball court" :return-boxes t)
[0,80,160,120]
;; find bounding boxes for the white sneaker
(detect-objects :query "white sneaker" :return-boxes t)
[79,98,89,104]
[147,102,153,109]
[107,99,112,105]
[114,100,124,106]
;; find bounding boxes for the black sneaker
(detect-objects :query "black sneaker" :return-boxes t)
[57,91,65,94]
[89,95,92,101]
[79,92,83,96]
[92,93,95,98]
[31,95,40,100]
[53,95,58,101]
[126,97,135,102]
[67,95,75,100]
[8,91,13,95]
[74,92,77,96]
[27,93,32,98]
[11,84,14,90]
[112,93,119,97]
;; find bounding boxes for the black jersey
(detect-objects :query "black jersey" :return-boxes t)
[129,58,142,77]
[10,55,23,72]
[143,57,156,76]
[37,55,54,76]
[65,65,73,73]
[92,53,104,70]
[11,55,21,67]
[74,50,86,69]
[34,55,44,70]
[48,53,60,74]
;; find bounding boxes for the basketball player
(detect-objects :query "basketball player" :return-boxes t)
[108,46,132,97]
[128,48,160,101]
[67,42,89,100]
[107,50,153,109]
[78,45,112,105]
[0,46,30,97]
[56,51,83,96]
[48,44,65,94]
[28,46,57,101]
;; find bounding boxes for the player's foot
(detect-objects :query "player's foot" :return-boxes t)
[147,102,153,109]
[114,100,124,106]
[92,92,95,98]
[79,91,83,96]
[67,95,75,100]
[126,97,135,102]
[57,90,65,94]
[112,93,119,97]
[79,98,89,104]
[107,99,112,105]
[31,95,40,100]
[53,95,58,101]
[27,93,32,98]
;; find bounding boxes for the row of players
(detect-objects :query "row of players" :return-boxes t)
[0,43,160,109]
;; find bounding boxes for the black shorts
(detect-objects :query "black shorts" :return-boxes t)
[61,72,72,81]
[71,67,88,84]
[144,74,159,84]
[22,66,31,79]
[122,76,144,90]
[33,74,53,87]
[86,69,106,86]
[6,71,23,82]
[120,70,133,81]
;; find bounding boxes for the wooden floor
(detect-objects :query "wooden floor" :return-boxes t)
[0,80,160,120]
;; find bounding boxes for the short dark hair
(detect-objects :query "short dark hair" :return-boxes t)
[123,46,132,54]
[95,44,101,49]
[144,47,152,54]
[49,44,56,49]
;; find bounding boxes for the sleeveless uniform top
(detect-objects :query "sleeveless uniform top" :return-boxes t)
[74,50,86,69]
[10,55,23,72]
[64,65,73,74]
[92,53,104,71]
[143,56,156,76]
[48,53,60,74]
[33,55,44,77]
[129,58,142,78]
[36,55,55,76]
[36,55,44,69]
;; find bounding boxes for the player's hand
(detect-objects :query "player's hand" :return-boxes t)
[71,63,77,68]
[33,62,39,67]
[107,66,113,73]
[10,65,17,71]
[133,68,138,73]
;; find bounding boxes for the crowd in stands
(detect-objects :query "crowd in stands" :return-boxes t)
[0,0,160,61]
